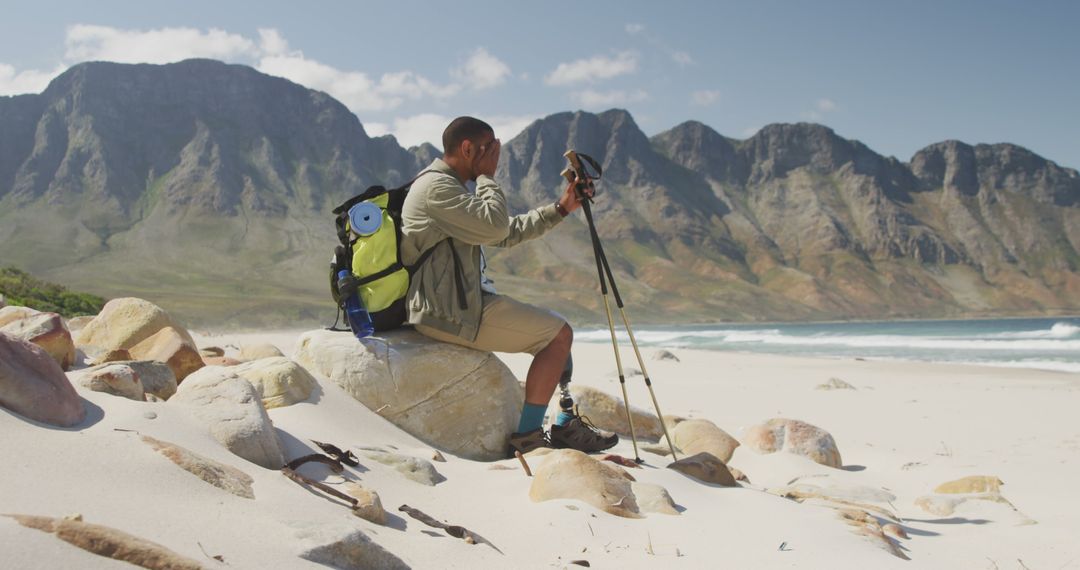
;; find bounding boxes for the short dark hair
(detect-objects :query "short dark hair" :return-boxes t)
[442,116,494,156]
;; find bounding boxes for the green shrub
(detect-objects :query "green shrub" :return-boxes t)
[0,266,106,317]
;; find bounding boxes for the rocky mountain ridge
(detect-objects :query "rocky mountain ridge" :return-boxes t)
[1,59,1077,326]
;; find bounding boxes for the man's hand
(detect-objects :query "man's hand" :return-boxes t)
[474,138,501,178]
[557,175,594,215]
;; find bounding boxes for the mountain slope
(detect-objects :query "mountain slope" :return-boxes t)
[1,60,1077,326]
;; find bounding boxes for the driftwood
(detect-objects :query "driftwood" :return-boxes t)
[312,440,359,466]
[398,504,502,553]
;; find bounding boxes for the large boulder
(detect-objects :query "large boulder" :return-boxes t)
[128,326,203,382]
[668,452,737,486]
[529,449,641,518]
[294,329,523,461]
[672,419,740,463]
[75,298,202,381]
[230,357,317,409]
[561,385,665,440]
[0,307,76,370]
[121,360,178,400]
[68,363,146,401]
[742,418,843,468]
[0,332,85,426]
[169,366,285,469]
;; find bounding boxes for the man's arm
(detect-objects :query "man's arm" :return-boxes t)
[424,174,511,245]
[491,202,564,248]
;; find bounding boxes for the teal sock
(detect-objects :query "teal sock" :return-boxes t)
[516,403,548,433]
[555,411,574,427]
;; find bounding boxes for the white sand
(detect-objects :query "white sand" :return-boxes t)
[3,329,1079,569]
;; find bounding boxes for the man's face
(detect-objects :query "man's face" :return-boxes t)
[468,133,497,171]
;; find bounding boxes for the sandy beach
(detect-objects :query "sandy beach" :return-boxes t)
[3,328,1079,569]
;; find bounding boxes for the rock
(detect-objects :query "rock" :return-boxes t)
[667,452,737,486]
[564,385,665,440]
[141,435,254,499]
[781,483,896,505]
[0,293,4,307]
[431,450,446,462]
[663,414,688,429]
[294,522,408,569]
[653,349,680,362]
[294,329,523,461]
[742,418,843,468]
[7,514,203,569]
[934,475,1003,494]
[0,333,85,427]
[199,346,225,358]
[76,297,194,350]
[170,366,285,469]
[0,308,76,370]
[915,494,967,517]
[672,419,740,463]
[641,443,672,457]
[89,348,133,365]
[631,482,680,515]
[342,483,387,524]
[202,356,243,366]
[361,450,445,486]
[129,326,203,382]
[68,363,145,401]
[230,357,316,409]
[729,466,749,482]
[121,360,177,400]
[239,342,285,360]
[529,449,641,518]
[882,523,909,539]
[64,315,94,335]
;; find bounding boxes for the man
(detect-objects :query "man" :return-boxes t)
[400,116,618,457]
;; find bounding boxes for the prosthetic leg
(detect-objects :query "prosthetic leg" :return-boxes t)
[558,354,574,416]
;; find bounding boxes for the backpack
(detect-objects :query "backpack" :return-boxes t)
[328,172,461,333]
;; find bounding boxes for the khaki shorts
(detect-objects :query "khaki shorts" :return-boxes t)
[415,294,567,355]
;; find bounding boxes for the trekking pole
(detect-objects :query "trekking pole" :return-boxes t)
[562,151,679,461]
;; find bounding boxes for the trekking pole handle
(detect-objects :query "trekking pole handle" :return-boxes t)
[562,150,597,201]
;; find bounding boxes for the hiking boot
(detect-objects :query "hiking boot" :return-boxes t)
[507,428,550,458]
[549,414,619,453]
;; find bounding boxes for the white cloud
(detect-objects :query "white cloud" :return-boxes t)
[672,51,695,66]
[452,47,511,90]
[487,114,538,142]
[817,98,836,112]
[625,23,645,34]
[572,88,649,109]
[366,113,538,149]
[741,126,761,138]
[257,28,291,56]
[0,63,66,96]
[545,51,638,86]
[802,98,838,121]
[691,89,721,106]
[64,24,259,64]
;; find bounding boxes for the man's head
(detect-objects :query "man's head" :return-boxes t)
[442,116,499,181]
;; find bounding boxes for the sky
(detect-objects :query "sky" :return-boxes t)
[1,1,1077,168]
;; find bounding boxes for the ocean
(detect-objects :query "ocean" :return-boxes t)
[576,317,1080,374]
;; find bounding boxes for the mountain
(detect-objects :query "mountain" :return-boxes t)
[1,60,1077,326]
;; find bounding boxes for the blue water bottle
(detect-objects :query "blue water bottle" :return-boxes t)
[338,270,374,339]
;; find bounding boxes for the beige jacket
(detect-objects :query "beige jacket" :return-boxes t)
[400,158,564,341]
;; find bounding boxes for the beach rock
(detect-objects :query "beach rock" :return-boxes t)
[631,482,680,515]
[817,377,856,390]
[431,450,446,462]
[75,297,194,351]
[129,326,203,382]
[239,342,285,360]
[663,414,688,429]
[672,419,740,463]
[7,514,203,569]
[199,346,225,358]
[89,348,133,365]
[361,450,445,486]
[781,483,896,505]
[65,315,94,335]
[0,308,76,370]
[641,443,672,457]
[915,494,968,517]
[170,366,285,469]
[68,363,145,401]
[729,466,749,482]
[530,449,641,518]
[565,385,665,440]
[742,418,843,468]
[121,360,178,400]
[141,435,254,499]
[294,329,523,461]
[0,333,85,426]
[202,356,243,367]
[230,356,316,409]
[653,349,680,362]
[342,483,387,524]
[667,452,737,486]
[294,522,408,570]
[882,523,909,540]
[934,475,1003,494]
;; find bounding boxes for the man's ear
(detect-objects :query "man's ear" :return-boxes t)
[459,139,474,161]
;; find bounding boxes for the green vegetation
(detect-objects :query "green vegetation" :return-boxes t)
[0,266,106,317]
